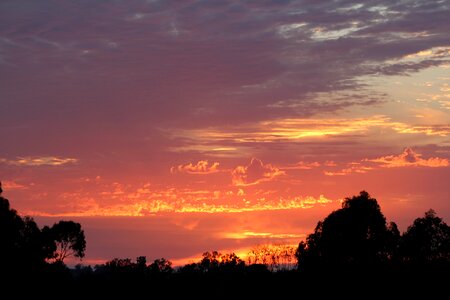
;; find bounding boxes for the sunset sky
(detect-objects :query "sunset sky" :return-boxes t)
[1,0,449,265]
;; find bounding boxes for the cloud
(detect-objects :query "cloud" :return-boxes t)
[25,193,333,216]
[1,180,29,190]
[0,156,77,166]
[368,148,449,168]
[324,163,374,176]
[2,0,449,135]
[283,161,321,170]
[168,116,450,153]
[325,148,449,175]
[171,160,221,174]
[232,158,284,186]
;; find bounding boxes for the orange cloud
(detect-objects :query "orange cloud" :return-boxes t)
[1,181,29,190]
[232,158,285,186]
[27,195,333,216]
[368,147,449,168]
[283,161,321,170]
[324,148,448,176]
[171,160,220,174]
[324,163,373,176]
[169,116,450,146]
[0,156,77,166]
[24,181,333,216]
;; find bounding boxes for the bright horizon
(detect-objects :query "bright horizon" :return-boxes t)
[1,0,449,265]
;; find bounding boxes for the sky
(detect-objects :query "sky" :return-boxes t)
[1,0,449,265]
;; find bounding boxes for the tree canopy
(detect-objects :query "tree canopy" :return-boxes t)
[401,209,450,263]
[0,182,86,276]
[296,191,400,269]
[43,220,86,262]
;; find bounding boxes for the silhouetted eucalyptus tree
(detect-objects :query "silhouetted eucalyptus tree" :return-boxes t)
[43,220,86,263]
[401,209,450,263]
[296,191,398,270]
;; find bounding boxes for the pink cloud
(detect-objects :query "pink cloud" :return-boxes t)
[1,180,29,190]
[171,160,221,174]
[325,147,448,176]
[282,161,321,170]
[232,158,285,186]
[324,163,373,176]
[368,148,449,168]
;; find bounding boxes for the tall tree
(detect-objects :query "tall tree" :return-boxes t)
[401,209,450,263]
[296,191,396,269]
[0,183,51,272]
[44,221,86,263]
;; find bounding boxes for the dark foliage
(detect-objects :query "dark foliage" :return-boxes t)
[0,182,85,279]
[401,209,450,263]
[296,191,401,270]
[1,184,449,295]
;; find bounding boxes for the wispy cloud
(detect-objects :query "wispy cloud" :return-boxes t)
[1,180,29,190]
[171,160,221,174]
[169,116,449,147]
[282,161,321,170]
[0,156,77,166]
[324,163,374,176]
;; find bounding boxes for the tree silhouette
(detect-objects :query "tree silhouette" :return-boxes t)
[200,251,221,272]
[401,209,450,263]
[149,258,173,273]
[296,191,396,270]
[44,221,86,263]
[0,185,51,273]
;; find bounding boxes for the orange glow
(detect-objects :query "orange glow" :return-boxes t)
[223,231,304,239]
[24,194,334,217]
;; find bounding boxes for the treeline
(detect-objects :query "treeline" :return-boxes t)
[1,184,449,294]
[0,184,86,279]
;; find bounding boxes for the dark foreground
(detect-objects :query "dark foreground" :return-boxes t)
[5,264,449,298]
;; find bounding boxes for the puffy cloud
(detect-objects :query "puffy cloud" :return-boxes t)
[368,148,449,168]
[325,148,449,175]
[232,158,285,186]
[0,156,77,166]
[171,160,220,174]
